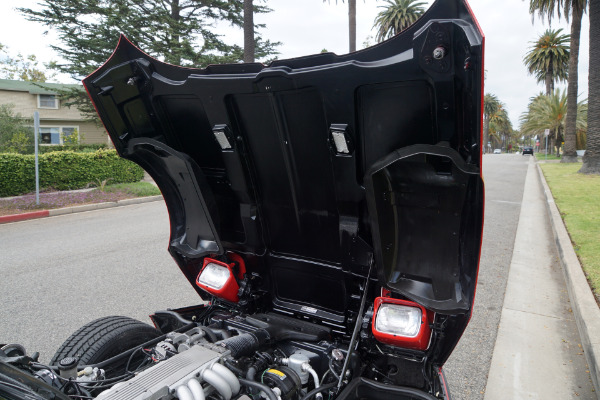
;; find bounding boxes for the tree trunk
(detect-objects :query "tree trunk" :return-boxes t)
[243,0,255,63]
[348,0,356,52]
[556,129,563,156]
[562,4,583,163]
[170,0,181,66]
[580,0,600,174]
[545,68,553,96]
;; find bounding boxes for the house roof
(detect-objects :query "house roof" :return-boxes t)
[0,79,80,95]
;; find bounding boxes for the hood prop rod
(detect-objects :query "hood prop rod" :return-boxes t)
[337,258,373,391]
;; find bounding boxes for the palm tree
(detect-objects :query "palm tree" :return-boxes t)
[523,29,570,96]
[483,93,501,154]
[323,0,358,52]
[529,1,588,163]
[489,107,513,151]
[580,0,599,174]
[520,89,587,155]
[374,0,426,42]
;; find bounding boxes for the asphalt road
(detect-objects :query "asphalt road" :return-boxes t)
[444,153,530,399]
[0,154,530,397]
[0,201,201,362]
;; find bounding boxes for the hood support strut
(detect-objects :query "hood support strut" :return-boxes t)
[337,259,373,391]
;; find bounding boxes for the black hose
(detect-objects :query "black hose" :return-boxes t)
[300,381,337,400]
[217,330,270,358]
[208,327,231,340]
[239,378,278,400]
[200,326,219,343]
[223,359,245,377]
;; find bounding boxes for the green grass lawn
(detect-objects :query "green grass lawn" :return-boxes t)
[535,153,563,161]
[103,182,161,197]
[540,163,600,297]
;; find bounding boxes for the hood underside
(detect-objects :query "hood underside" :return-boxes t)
[84,0,484,364]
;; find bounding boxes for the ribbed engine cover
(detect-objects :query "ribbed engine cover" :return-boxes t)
[96,345,220,400]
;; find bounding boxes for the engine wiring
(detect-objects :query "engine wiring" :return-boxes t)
[7,299,449,400]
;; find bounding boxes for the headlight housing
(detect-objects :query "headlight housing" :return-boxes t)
[196,255,245,302]
[371,297,433,350]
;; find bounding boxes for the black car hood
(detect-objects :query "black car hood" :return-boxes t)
[84,0,484,365]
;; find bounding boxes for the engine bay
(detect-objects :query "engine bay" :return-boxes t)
[1,303,445,400]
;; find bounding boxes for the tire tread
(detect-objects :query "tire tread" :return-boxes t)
[50,316,159,366]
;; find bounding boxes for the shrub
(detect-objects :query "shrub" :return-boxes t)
[1,143,109,155]
[0,149,144,197]
[0,104,34,154]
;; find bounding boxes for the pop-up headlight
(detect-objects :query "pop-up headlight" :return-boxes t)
[372,297,433,350]
[198,262,231,289]
[196,256,244,302]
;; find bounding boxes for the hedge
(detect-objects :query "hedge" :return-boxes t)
[38,144,109,154]
[0,149,144,197]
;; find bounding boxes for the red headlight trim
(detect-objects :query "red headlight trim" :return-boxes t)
[371,297,433,350]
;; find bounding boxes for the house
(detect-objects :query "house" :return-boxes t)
[0,79,109,145]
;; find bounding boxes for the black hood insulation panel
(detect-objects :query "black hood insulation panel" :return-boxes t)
[83,0,484,366]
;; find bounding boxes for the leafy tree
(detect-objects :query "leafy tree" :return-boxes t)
[0,43,53,82]
[483,93,501,154]
[523,29,570,96]
[19,0,278,122]
[0,104,34,154]
[19,0,279,77]
[580,0,599,174]
[529,0,588,163]
[374,0,426,42]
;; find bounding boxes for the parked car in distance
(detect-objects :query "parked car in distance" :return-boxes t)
[522,146,534,155]
[493,149,501,154]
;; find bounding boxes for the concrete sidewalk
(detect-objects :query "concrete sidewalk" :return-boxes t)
[484,159,596,399]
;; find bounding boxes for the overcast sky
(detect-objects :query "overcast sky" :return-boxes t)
[0,0,590,129]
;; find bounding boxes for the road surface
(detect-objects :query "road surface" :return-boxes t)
[443,153,529,398]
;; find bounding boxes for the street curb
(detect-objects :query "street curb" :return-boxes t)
[0,210,49,224]
[536,162,600,397]
[0,195,164,224]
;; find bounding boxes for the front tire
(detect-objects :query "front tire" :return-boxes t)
[50,316,160,374]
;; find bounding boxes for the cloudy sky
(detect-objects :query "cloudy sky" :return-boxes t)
[0,0,590,128]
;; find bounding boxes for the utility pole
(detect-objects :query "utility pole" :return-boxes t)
[34,111,40,205]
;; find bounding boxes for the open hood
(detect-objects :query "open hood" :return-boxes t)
[83,0,484,366]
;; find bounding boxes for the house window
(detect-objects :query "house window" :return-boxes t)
[40,127,60,144]
[38,94,59,109]
[40,126,79,145]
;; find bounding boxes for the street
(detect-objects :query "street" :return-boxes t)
[0,154,581,398]
[444,154,529,398]
[0,201,201,360]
